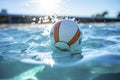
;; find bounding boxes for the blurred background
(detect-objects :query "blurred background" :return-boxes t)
[0,0,120,24]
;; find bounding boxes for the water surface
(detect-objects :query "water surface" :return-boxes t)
[0,23,120,80]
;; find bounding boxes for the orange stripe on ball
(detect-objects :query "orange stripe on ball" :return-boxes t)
[68,29,81,46]
[54,21,61,42]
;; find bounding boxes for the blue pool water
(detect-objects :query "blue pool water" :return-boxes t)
[0,23,120,80]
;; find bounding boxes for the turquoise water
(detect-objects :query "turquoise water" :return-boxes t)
[0,23,120,80]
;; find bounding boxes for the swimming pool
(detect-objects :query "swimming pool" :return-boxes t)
[0,23,120,80]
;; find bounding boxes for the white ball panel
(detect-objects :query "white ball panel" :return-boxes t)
[59,20,78,42]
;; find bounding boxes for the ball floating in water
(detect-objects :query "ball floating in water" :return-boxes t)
[50,20,82,51]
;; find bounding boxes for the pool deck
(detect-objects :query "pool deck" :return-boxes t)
[0,22,120,29]
[0,12,120,24]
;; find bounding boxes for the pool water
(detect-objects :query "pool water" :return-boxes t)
[0,23,120,80]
